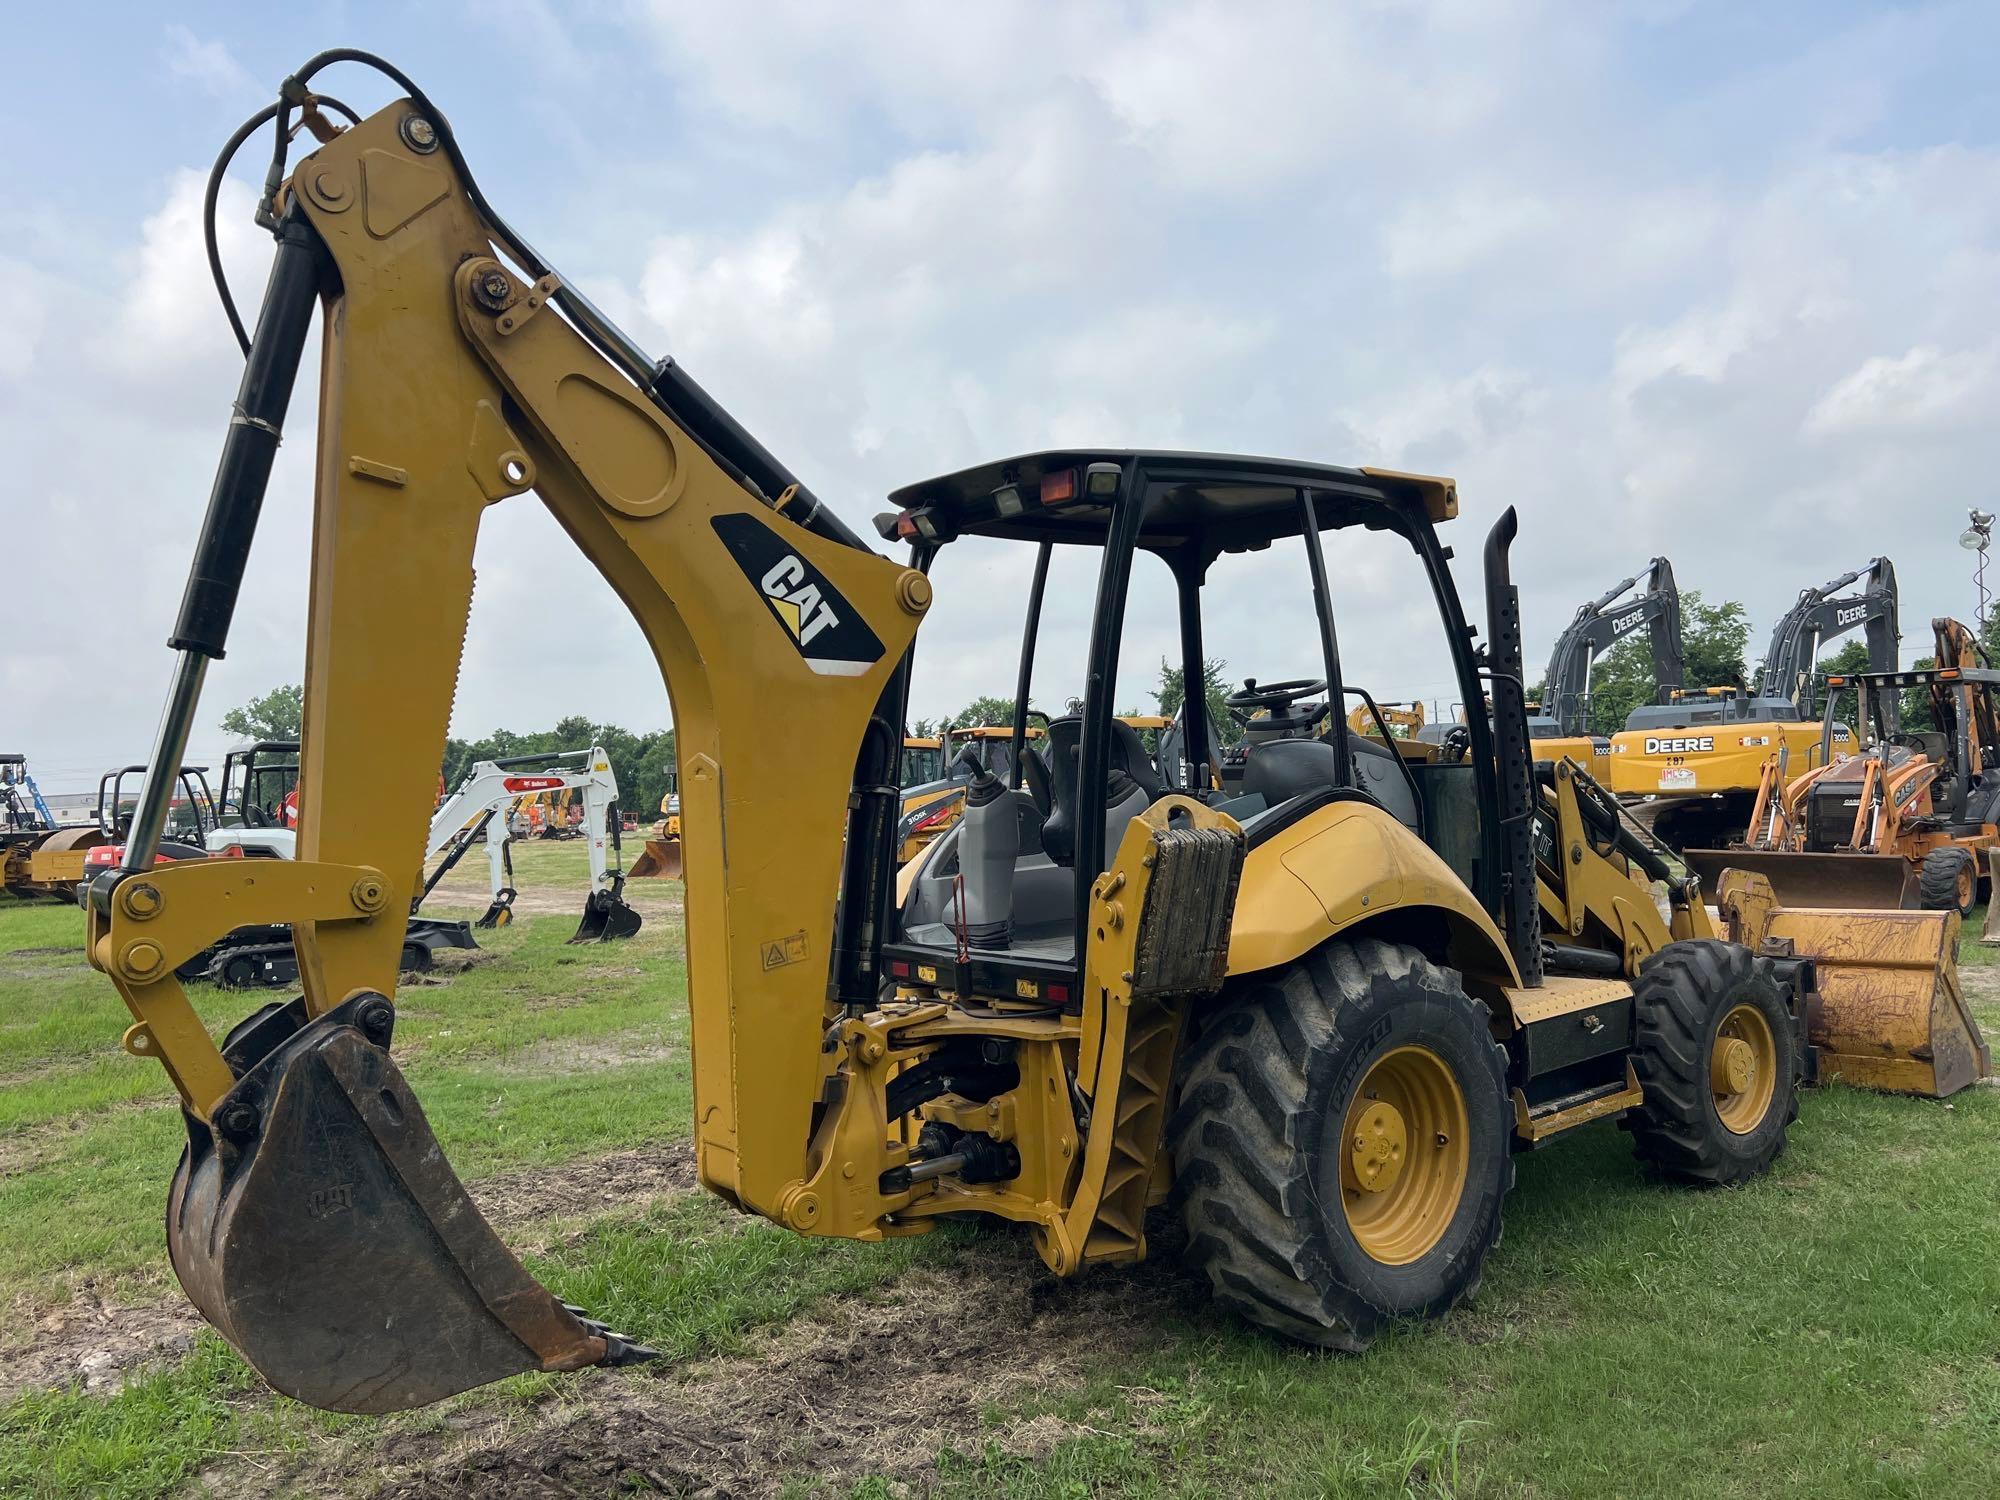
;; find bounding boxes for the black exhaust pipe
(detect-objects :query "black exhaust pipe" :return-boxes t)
[1482,507,1544,986]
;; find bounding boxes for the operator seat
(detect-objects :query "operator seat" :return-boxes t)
[1241,735,1420,832]
[1041,716,1163,865]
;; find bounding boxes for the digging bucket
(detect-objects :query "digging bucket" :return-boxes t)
[168,992,652,1413]
[1748,897,1991,1098]
[571,888,643,943]
[1685,848,1916,913]
[627,835,683,881]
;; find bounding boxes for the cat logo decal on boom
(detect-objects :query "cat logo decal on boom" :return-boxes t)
[711,514,885,677]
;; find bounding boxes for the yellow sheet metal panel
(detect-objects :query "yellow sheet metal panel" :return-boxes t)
[1608,720,1852,798]
[1224,801,1518,986]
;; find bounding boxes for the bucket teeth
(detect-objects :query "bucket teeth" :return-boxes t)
[561,1304,660,1365]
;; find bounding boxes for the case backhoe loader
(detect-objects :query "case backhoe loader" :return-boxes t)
[1685,618,2000,922]
[1611,560,1892,848]
[83,55,1980,1418]
[1530,558,1681,783]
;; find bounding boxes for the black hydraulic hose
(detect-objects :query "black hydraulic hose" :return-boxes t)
[206,94,358,354]
[280,49,872,557]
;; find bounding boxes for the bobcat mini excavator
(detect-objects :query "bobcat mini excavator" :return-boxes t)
[1529,558,1682,783]
[420,747,641,939]
[83,55,1980,1416]
[1611,559,1893,849]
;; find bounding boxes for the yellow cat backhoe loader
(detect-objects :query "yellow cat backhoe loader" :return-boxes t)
[83,55,1981,1419]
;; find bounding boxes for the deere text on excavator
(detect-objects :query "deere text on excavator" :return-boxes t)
[1529,558,1681,784]
[83,56,1982,1418]
[1610,560,1894,848]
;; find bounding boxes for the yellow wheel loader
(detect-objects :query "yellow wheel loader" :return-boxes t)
[1610,560,1893,849]
[627,781,683,881]
[82,54,1984,1418]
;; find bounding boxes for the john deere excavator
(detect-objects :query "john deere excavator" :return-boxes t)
[1611,559,1894,848]
[1685,618,2000,919]
[1529,558,1681,783]
[82,55,1983,1418]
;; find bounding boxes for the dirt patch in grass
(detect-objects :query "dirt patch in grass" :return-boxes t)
[0,1143,700,1403]
[468,1144,698,1246]
[364,1234,1207,1499]
[0,1284,196,1403]
[491,1032,676,1076]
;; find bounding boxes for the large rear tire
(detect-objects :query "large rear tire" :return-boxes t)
[1169,938,1512,1350]
[1622,940,1800,1185]
[1918,846,1977,919]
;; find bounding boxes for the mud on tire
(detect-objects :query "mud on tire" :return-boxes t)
[1918,846,1977,919]
[1168,938,1512,1350]
[1621,940,1801,1186]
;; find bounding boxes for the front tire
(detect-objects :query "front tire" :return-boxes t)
[1169,938,1512,1350]
[1919,846,1977,919]
[1623,940,1800,1185]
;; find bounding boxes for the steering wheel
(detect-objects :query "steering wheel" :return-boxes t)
[1886,732,1930,753]
[1225,677,1330,731]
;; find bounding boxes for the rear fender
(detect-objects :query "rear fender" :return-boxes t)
[1224,801,1519,988]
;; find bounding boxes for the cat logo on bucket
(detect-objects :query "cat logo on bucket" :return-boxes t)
[711,514,885,676]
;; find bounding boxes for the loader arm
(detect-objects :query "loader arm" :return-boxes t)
[83,83,935,1410]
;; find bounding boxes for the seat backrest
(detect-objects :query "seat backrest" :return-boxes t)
[1111,718,1163,800]
[1041,717,1083,865]
[1018,742,1053,816]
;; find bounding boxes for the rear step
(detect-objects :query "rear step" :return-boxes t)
[1510,1062,1644,1145]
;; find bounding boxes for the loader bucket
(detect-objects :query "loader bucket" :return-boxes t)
[1685,848,1916,912]
[1754,899,1991,1098]
[571,888,643,943]
[168,993,652,1412]
[627,836,682,881]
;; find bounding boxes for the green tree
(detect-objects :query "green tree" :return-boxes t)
[951,695,1018,728]
[1585,593,1750,736]
[220,684,304,742]
[1156,657,1242,747]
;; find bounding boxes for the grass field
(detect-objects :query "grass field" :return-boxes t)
[2,841,1996,1497]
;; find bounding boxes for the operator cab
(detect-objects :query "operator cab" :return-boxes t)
[879,451,1501,1000]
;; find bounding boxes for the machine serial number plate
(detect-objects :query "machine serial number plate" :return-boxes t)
[1659,768,1696,790]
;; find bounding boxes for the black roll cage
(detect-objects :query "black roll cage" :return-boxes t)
[899,454,1508,951]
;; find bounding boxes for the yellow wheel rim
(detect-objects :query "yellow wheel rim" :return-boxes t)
[1959,862,1976,911]
[1710,1004,1777,1135]
[1338,1046,1469,1265]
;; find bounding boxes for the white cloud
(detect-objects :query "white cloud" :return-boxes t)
[1804,345,1998,438]
[9,5,2000,779]
[163,25,254,100]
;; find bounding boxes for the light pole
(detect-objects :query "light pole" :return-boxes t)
[1960,509,1994,629]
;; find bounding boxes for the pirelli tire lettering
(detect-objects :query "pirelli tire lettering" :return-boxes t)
[1645,735,1715,755]
[711,513,885,677]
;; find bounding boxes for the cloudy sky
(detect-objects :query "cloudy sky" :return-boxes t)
[7,2,1998,793]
